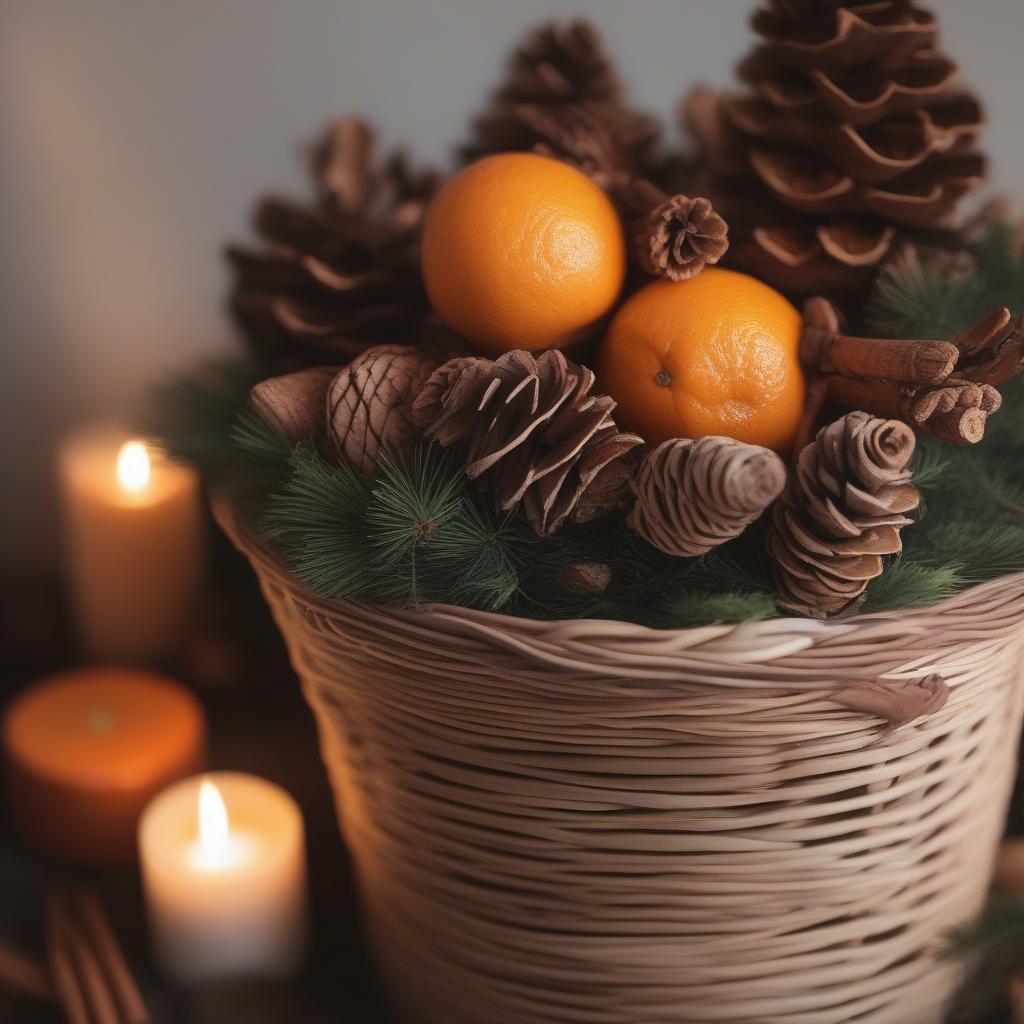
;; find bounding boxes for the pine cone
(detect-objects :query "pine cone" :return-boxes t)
[463,20,661,186]
[627,437,786,558]
[685,2,986,299]
[767,411,921,617]
[413,350,643,536]
[633,194,730,281]
[227,118,443,372]
[328,345,438,474]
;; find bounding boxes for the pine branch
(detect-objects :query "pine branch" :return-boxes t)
[261,446,376,599]
[863,561,963,612]
[145,356,268,481]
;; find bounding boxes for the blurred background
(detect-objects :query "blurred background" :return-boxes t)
[1,0,1023,574]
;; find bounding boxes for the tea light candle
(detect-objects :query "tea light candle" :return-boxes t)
[59,423,203,663]
[3,667,206,865]
[139,773,308,984]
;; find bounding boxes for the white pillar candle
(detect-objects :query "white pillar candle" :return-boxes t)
[139,772,308,984]
[58,423,203,663]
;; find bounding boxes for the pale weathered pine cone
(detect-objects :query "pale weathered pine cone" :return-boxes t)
[767,411,921,617]
[633,194,729,281]
[627,436,787,558]
[250,366,338,444]
[328,344,438,474]
[413,349,643,536]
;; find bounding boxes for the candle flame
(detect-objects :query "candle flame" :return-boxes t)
[116,440,151,493]
[198,779,230,855]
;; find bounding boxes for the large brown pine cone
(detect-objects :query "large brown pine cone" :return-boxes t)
[685,1,986,299]
[767,411,921,617]
[463,20,661,187]
[413,350,643,536]
[227,119,443,372]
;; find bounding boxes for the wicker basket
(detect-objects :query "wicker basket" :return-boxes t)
[216,500,1024,1024]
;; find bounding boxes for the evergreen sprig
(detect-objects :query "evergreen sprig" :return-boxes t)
[263,443,540,611]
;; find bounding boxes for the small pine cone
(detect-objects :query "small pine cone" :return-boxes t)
[633,194,729,281]
[413,349,643,536]
[328,344,438,474]
[627,437,786,558]
[250,365,338,444]
[767,411,921,618]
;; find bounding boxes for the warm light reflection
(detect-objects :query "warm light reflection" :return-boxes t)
[116,440,151,493]
[198,779,230,857]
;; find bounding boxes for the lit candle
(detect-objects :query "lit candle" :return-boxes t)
[139,772,308,984]
[58,423,203,663]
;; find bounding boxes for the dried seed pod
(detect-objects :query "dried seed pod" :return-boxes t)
[250,366,338,444]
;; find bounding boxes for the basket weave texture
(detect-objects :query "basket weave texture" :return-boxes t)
[216,501,1024,1024]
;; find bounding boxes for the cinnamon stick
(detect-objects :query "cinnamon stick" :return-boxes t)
[0,936,52,1002]
[955,306,1024,385]
[825,375,1000,445]
[73,889,150,1024]
[801,297,959,385]
[46,896,90,1024]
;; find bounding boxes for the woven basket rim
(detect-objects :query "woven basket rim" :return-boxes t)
[213,494,1024,652]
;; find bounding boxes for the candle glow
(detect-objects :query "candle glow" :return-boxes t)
[187,778,252,873]
[140,772,308,983]
[116,440,152,494]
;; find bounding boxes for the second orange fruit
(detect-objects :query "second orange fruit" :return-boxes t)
[422,153,626,356]
[597,269,806,454]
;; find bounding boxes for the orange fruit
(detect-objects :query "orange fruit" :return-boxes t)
[597,269,805,454]
[422,153,626,356]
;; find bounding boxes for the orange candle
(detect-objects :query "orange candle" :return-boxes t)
[59,423,203,663]
[3,667,206,865]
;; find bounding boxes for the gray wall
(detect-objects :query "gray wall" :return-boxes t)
[2,1,1022,569]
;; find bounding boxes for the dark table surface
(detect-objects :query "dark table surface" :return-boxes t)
[0,528,395,1024]
[0,526,1018,1024]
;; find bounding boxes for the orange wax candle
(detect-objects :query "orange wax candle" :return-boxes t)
[59,424,204,664]
[3,667,206,865]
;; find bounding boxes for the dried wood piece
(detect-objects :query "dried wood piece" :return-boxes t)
[833,673,948,729]
[0,936,51,1002]
[74,889,151,1024]
[559,563,612,594]
[46,895,91,1024]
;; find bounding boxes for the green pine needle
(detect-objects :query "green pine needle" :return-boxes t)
[662,591,776,629]
[863,561,963,612]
